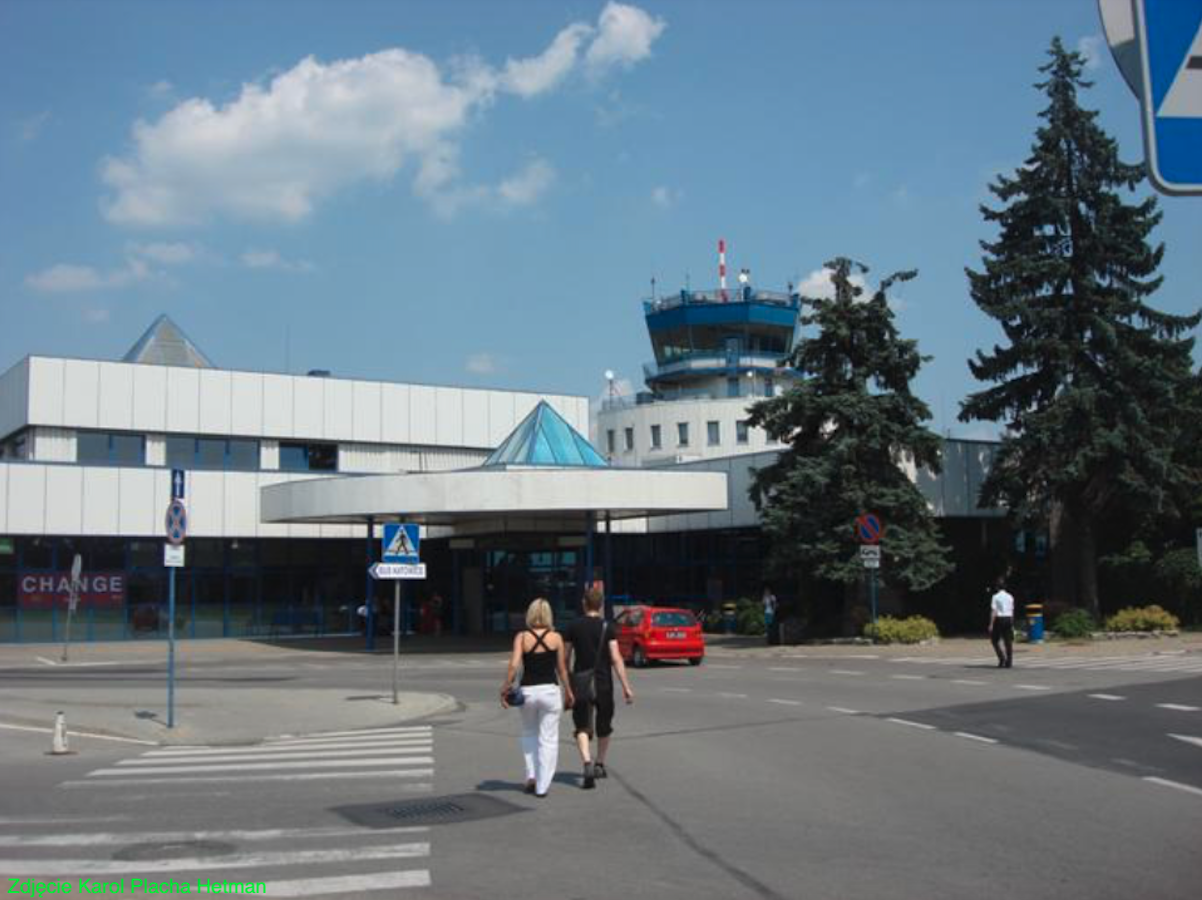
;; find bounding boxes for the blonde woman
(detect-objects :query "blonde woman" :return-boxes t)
[500,598,574,798]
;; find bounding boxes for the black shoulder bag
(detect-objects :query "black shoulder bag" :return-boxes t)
[570,619,608,705]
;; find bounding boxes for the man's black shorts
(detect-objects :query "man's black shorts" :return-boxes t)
[572,681,615,738]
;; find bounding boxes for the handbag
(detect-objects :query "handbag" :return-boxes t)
[569,619,608,704]
[505,665,525,707]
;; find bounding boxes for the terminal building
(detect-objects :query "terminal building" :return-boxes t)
[0,272,1003,645]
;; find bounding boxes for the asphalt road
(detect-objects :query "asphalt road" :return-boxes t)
[2,645,1200,899]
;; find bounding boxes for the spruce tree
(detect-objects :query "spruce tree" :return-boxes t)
[748,257,952,622]
[960,38,1201,617]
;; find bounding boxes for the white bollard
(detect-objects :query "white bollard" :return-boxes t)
[51,711,70,755]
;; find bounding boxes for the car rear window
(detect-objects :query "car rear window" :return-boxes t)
[653,611,695,627]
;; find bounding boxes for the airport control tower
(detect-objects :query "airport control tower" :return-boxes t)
[595,241,802,467]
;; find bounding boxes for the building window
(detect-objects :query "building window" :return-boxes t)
[77,431,145,466]
[167,436,261,471]
[624,427,634,452]
[707,421,720,446]
[606,429,616,455]
[727,377,740,398]
[279,441,338,472]
[677,422,689,447]
[650,424,661,450]
[736,420,750,445]
[1,430,28,460]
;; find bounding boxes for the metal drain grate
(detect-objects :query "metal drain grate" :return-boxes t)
[334,793,527,828]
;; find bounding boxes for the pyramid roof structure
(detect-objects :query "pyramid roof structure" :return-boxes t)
[482,400,608,469]
[122,314,215,368]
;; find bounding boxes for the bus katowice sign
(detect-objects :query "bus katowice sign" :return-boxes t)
[18,572,126,609]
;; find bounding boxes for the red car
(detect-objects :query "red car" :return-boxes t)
[613,605,705,667]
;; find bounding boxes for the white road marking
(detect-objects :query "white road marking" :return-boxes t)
[145,738,431,756]
[87,756,433,776]
[35,656,58,666]
[0,722,158,746]
[660,687,692,693]
[831,654,880,660]
[767,699,803,706]
[269,725,432,741]
[0,843,430,876]
[263,871,432,896]
[716,692,749,699]
[0,824,426,847]
[0,816,130,825]
[831,669,865,676]
[707,664,743,670]
[886,718,936,731]
[890,674,925,680]
[1088,694,1126,701]
[954,732,998,744]
[1014,684,1052,691]
[118,746,431,766]
[952,679,988,686]
[1168,734,1202,749]
[1143,777,1202,798]
[827,707,860,715]
[1157,704,1200,712]
[62,769,434,788]
[769,667,804,672]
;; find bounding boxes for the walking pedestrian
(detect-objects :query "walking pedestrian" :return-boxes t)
[989,580,1015,668]
[564,586,634,790]
[500,598,574,798]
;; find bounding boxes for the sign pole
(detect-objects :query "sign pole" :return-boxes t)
[167,566,176,728]
[869,568,878,627]
[61,554,82,663]
[392,579,401,705]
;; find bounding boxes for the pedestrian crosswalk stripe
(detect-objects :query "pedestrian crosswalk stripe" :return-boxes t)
[62,769,435,788]
[895,653,1202,674]
[149,737,431,756]
[88,755,433,777]
[263,870,432,895]
[0,842,430,876]
[123,746,431,765]
[0,824,426,847]
[270,725,432,741]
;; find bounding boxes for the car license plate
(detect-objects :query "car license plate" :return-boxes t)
[666,630,685,639]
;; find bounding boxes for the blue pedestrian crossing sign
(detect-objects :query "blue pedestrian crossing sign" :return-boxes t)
[1134,0,1202,194]
[382,523,420,563]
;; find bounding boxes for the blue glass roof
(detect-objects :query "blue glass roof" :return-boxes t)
[482,401,609,469]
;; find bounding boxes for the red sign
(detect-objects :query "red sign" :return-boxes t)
[855,514,883,545]
[18,572,126,610]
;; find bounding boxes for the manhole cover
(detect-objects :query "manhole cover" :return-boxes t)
[114,840,236,861]
[334,793,526,828]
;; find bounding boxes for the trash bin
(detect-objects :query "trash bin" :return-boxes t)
[1026,603,1044,643]
[722,602,738,634]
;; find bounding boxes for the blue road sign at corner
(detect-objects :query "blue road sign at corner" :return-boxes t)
[171,468,186,500]
[382,523,421,563]
[1134,0,1202,194]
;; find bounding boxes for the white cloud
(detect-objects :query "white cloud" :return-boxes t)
[651,185,681,208]
[100,4,665,227]
[501,23,593,97]
[466,352,498,375]
[585,2,667,75]
[241,249,314,272]
[18,111,50,143]
[25,258,150,294]
[127,241,200,264]
[797,267,868,302]
[1077,35,1104,71]
[497,159,556,206]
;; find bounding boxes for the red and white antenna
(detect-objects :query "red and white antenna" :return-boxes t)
[718,238,727,301]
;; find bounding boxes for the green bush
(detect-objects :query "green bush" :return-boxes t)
[1050,608,1096,639]
[1104,604,1180,633]
[735,597,765,636]
[863,615,939,644]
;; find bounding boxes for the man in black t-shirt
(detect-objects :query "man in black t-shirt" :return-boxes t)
[564,586,635,789]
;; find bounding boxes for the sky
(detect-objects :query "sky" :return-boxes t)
[2,0,1200,440]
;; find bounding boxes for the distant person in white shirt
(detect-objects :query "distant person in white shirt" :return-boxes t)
[989,582,1015,668]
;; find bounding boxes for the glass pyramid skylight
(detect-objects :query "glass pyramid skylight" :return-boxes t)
[123,314,215,368]
[483,401,609,468]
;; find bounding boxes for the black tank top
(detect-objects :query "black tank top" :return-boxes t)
[522,629,558,686]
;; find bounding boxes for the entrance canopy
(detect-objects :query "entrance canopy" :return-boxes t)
[260,401,728,530]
